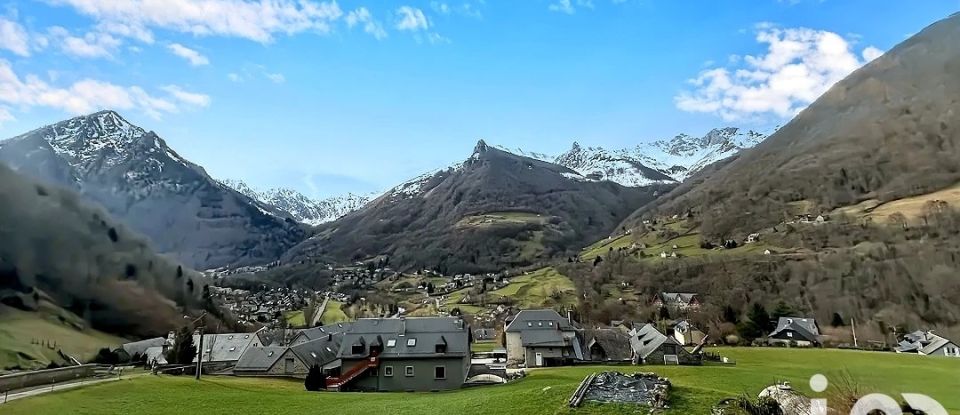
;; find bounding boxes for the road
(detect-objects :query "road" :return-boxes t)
[1,372,148,404]
[309,296,329,327]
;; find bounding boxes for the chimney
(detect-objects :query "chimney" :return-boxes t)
[400,316,406,336]
[328,333,333,341]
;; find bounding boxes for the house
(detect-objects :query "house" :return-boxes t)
[329,317,471,392]
[582,328,632,362]
[233,346,290,376]
[895,331,960,357]
[672,320,706,346]
[652,292,701,311]
[289,322,353,346]
[193,332,260,372]
[504,309,582,367]
[115,337,169,362]
[144,346,168,366]
[768,317,821,347]
[747,233,761,243]
[629,324,699,365]
[473,327,497,341]
[235,333,345,378]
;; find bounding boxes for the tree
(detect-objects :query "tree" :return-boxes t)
[723,305,739,324]
[167,326,197,365]
[770,301,794,321]
[738,302,772,341]
[831,312,845,327]
[658,306,671,321]
[92,347,119,365]
[304,365,325,391]
[593,256,603,267]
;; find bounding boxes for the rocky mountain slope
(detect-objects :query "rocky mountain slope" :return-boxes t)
[497,127,767,187]
[221,179,372,226]
[0,111,306,269]
[624,13,960,239]
[282,140,674,274]
[0,162,204,338]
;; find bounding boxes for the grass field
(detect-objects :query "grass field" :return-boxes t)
[5,348,958,414]
[488,267,577,309]
[283,311,306,328]
[834,183,960,224]
[0,304,127,371]
[471,341,500,353]
[319,301,349,325]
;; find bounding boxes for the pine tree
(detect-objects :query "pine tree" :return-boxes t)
[167,326,197,364]
[770,301,794,321]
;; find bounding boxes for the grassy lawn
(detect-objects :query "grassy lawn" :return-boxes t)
[319,301,349,324]
[0,305,127,371]
[489,267,577,309]
[5,348,958,414]
[283,311,306,328]
[471,341,500,353]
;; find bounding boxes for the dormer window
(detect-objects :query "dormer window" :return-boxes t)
[387,339,397,347]
[407,338,417,347]
[527,322,532,327]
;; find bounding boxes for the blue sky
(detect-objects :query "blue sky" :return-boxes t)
[0,0,957,198]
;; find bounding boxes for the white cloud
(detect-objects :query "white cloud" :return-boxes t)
[861,46,883,62]
[346,7,387,40]
[395,6,429,31]
[675,25,884,121]
[265,72,285,83]
[162,85,211,107]
[430,1,482,18]
[0,17,31,56]
[430,2,451,15]
[167,43,209,66]
[47,26,121,59]
[227,72,243,82]
[0,60,203,120]
[48,0,343,43]
[549,0,593,14]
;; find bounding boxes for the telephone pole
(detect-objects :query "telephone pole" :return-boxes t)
[851,318,858,348]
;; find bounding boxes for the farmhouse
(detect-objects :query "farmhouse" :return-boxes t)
[329,316,471,392]
[115,337,169,362]
[235,334,344,378]
[896,330,960,357]
[768,317,821,347]
[671,320,706,346]
[652,292,701,311]
[504,309,582,367]
[194,332,260,372]
[629,324,699,365]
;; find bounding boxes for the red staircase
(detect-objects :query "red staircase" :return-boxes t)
[325,356,380,390]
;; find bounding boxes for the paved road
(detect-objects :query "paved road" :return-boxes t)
[309,297,329,327]
[1,372,149,404]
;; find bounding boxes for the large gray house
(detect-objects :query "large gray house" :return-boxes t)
[504,309,582,367]
[328,317,471,392]
[768,317,821,347]
[629,324,699,365]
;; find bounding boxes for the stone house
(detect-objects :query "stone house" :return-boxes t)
[504,309,582,367]
[768,317,821,347]
[629,324,699,365]
[896,330,960,357]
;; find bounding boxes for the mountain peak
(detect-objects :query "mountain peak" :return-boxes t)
[474,139,489,153]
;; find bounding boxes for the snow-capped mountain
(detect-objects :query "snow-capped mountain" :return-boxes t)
[483,127,769,187]
[0,110,306,269]
[631,127,768,181]
[222,179,373,226]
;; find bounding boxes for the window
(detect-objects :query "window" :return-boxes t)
[527,322,532,327]
[787,332,794,338]
[407,338,417,347]
[352,344,364,354]
[384,366,394,377]
[537,322,542,327]
[435,343,447,353]
[548,321,553,326]
[387,339,397,347]
[405,366,414,377]
[434,366,446,379]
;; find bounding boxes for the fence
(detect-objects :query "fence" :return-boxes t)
[0,364,99,394]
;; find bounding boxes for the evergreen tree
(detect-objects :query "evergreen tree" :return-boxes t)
[770,301,794,321]
[722,305,739,323]
[304,365,325,391]
[167,326,197,365]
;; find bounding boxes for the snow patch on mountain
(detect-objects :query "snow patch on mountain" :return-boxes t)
[221,179,373,226]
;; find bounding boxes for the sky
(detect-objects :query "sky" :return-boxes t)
[0,0,957,198]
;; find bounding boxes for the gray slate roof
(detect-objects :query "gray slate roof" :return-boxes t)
[520,329,567,347]
[291,335,342,368]
[338,317,470,359]
[193,333,258,363]
[295,322,354,344]
[504,309,575,332]
[629,324,678,359]
[896,330,955,355]
[119,337,167,357]
[234,346,287,371]
[769,317,820,342]
[657,292,699,305]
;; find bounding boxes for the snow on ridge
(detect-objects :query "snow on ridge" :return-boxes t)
[221,179,375,226]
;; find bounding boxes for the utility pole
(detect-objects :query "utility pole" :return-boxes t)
[195,325,204,381]
[851,318,858,349]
